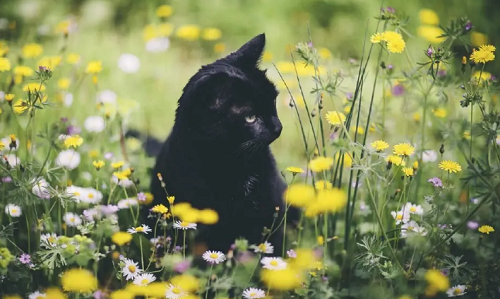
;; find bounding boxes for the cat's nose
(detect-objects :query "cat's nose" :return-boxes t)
[271,117,282,137]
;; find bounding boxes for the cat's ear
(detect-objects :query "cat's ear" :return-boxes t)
[226,33,266,68]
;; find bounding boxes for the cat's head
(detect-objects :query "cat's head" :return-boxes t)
[175,34,282,151]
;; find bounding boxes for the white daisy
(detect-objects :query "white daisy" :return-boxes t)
[65,185,86,203]
[122,258,143,280]
[133,273,156,286]
[146,37,170,53]
[391,210,410,225]
[5,204,22,217]
[81,187,103,204]
[403,202,424,215]
[4,154,20,167]
[202,250,226,264]
[40,233,58,248]
[32,178,50,199]
[414,225,428,236]
[117,198,138,209]
[127,224,152,234]
[118,53,141,73]
[63,212,82,227]
[242,287,266,299]
[252,241,274,254]
[446,285,467,297]
[422,150,438,162]
[28,291,46,299]
[96,89,117,105]
[173,221,197,230]
[63,92,73,107]
[401,221,418,238]
[165,284,187,299]
[260,257,287,270]
[84,116,106,133]
[56,149,81,170]
[112,176,134,188]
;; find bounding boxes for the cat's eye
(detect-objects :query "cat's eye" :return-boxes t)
[245,115,257,123]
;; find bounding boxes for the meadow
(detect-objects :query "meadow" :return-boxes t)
[0,0,499,298]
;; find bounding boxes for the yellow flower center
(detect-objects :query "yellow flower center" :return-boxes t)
[249,293,256,297]
[258,244,267,251]
[74,192,80,196]
[88,193,94,198]
[36,296,44,299]
[69,217,75,222]
[210,253,219,259]
[48,237,55,243]
[11,209,17,214]
[454,288,462,295]
[410,207,416,212]
[128,265,136,273]
[396,215,403,220]
[141,278,149,284]
[408,226,414,230]
[270,260,278,266]
[180,221,189,227]
[135,227,144,232]
[172,288,181,294]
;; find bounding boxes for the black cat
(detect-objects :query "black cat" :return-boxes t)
[149,34,291,255]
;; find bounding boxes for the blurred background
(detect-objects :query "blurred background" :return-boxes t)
[0,0,498,169]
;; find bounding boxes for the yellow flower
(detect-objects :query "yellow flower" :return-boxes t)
[386,37,406,53]
[285,166,304,174]
[177,207,200,223]
[393,143,415,157]
[371,31,406,53]
[402,167,414,177]
[88,150,99,158]
[317,236,324,245]
[351,126,364,135]
[151,204,169,214]
[167,196,175,204]
[309,156,334,172]
[479,45,496,53]
[335,152,353,168]
[318,47,332,59]
[284,184,315,208]
[45,288,66,299]
[202,28,222,41]
[261,268,303,291]
[58,78,71,90]
[213,42,226,54]
[111,161,124,169]
[276,61,295,74]
[13,66,34,77]
[413,161,419,169]
[417,25,445,44]
[472,71,492,81]
[315,188,347,213]
[478,225,494,234]
[432,108,447,118]
[262,51,273,62]
[141,192,154,205]
[64,135,83,148]
[2,295,22,299]
[413,112,421,122]
[471,32,488,47]
[176,25,201,41]
[463,131,471,140]
[370,32,384,43]
[22,43,43,58]
[424,269,449,297]
[470,48,495,64]
[156,5,173,17]
[397,296,412,299]
[419,9,440,25]
[86,61,102,74]
[0,141,4,151]
[371,140,389,152]
[198,209,219,224]
[93,160,105,170]
[110,290,134,299]
[13,100,28,114]
[37,56,62,70]
[66,53,81,65]
[23,83,46,92]
[314,180,332,190]
[170,274,200,292]
[386,155,406,166]
[0,57,11,72]
[111,231,132,246]
[5,94,14,102]
[0,41,9,56]
[113,168,132,181]
[438,160,461,173]
[61,268,97,293]
[325,111,346,126]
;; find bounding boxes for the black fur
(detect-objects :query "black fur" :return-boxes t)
[148,34,290,254]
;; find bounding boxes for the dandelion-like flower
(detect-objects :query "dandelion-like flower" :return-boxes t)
[393,143,415,156]
[470,47,495,64]
[93,160,105,170]
[61,268,98,293]
[127,225,152,234]
[111,232,132,246]
[402,167,414,177]
[325,111,346,126]
[446,285,467,297]
[173,221,197,230]
[22,43,43,58]
[165,284,187,299]
[0,57,11,72]
[122,258,143,280]
[86,61,103,74]
[252,241,274,254]
[438,160,461,173]
[284,184,315,208]
[64,135,83,148]
[242,288,266,299]
[133,273,156,286]
[390,210,410,225]
[151,204,169,214]
[478,225,494,234]
[5,204,22,217]
[314,180,332,190]
[285,166,304,174]
[370,140,389,152]
[370,31,406,53]
[202,250,226,264]
[261,257,287,270]
[309,156,334,172]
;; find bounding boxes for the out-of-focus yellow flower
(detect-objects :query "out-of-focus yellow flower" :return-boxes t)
[111,231,132,246]
[284,184,315,208]
[86,61,102,74]
[261,268,303,291]
[37,56,62,70]
[61,269,97,293]
[0,41,9,56]
[471,32,488,47]
[418,25,445,44]
[23,83,46,92]
[424,269,449,297]
[213,42,226,53]
[309,156,334,172]
[14,66,34,77]
[176,25,201,41]
[335,152,353,168]
[66,53,81,65]
[276,61,294,74]
[202,28,222,41]
[318,47,332,59]
[156,5,173,18]
[0,57,11,72]
[64,135,83,148]
[170,274,200,292]
[22,43,43,58]
[262,51,273,62]
[198,209,218,224]
[432,108,447,118]
[58,78,71,90]
[419,9,439,25]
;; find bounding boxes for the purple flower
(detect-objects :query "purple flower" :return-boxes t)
[173,246,182,253]
[236,251,253,263]
[427,46,434,57]
[467,221,479,230]
[39,66,47,72]
[387,64,394,70]
[441,268,449,276]
[392,84,405,96]
[329,132,339,140]
[173,260,191,273]
[322,276,328,282]
[19,253,31,264]
[60,117,68,122]
[137,192,147,202]
[386,6,395,13]
[93,290,107,299]
[2,177,12,183]
[346,92,353,100]
[287,249,297,258]
[491,75,497,81]
[465,21,472,31]
[100,205,119,215]
[104,152,114,160]
[307,42,313,48]
[428,177,443,188]
[470,198,479,204]
[437,69,446,77]
[230,244,236,250]
[67,125,81,135]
